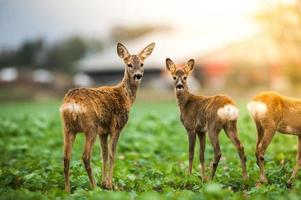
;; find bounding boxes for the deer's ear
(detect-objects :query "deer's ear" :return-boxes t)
[166,58,176,73]
[184,59,195,74]
[139,42,155,60]
[117,43,130,59]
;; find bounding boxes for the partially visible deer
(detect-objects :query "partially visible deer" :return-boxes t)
[165,58,248,181]
[248,91,301,185]
[60,42,155,192]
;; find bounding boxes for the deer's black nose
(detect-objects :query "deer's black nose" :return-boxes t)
[134,73,143,80]
[176,84,184,90]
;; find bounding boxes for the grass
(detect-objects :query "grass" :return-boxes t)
[0,100,301,199]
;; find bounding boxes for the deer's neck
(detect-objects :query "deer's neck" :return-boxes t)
[176,89,191,111]
[119,70,139,105]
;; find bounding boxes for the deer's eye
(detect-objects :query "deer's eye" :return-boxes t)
[127,64,132,68]
[183,77,187,80]
[140,63,144,67]
[173,76,176,80]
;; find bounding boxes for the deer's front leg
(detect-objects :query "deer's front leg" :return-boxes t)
[224,122,248,180]
[106,131,120,189]
[99,134,109,188]
[256,128,276,184]
[208,129,221,180]
[188,131,196,175]
[197,131,206,181]
[288,136,301,186]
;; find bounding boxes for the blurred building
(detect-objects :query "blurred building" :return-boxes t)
[197,34,285,90]
[77,29,256,89]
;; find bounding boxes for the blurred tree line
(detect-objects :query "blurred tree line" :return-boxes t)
[0,24,167,74]
[0,36,104,73]
[257,0,301,84]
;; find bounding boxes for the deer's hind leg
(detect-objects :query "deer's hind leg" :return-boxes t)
[288,136,301,186]
[224,120,248,180]
[208,127,222,180]
[63,127,76,193]
[99,134,109,188]
[82,131,97,189]
[255,121,264,150]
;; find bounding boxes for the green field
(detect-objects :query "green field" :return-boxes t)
[0,101,301,200]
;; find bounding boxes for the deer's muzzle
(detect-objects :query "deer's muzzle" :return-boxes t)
[176,84,184,90]
[134,74,143,81]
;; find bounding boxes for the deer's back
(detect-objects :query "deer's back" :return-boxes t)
[250,91,301,135]
[180,94,236,131]
[60,86,131,133]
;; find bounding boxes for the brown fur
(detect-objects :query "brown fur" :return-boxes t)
[60,42,155,192]
[248,91,301,185]
[166,58,248,181]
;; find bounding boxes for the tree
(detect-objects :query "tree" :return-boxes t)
[0,50,17,67]
[0,36,104,73]
[16,38,44,68]
[256,0,301,83]
[45,37,86,72]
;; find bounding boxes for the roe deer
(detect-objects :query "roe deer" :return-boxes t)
[248,91,301,185]
[165,58,248,181]
[60,42,155,192]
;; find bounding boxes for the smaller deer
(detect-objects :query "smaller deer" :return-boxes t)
[165,58,248,181]
[248,91,301,185]
[60,42,155,192]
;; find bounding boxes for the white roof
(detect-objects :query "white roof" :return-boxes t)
[78,28,258,72]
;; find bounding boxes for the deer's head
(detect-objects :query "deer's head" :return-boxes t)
[117,42,155,83]
[166,58,194,93]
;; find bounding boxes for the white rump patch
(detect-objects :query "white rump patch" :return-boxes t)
[59,102,84,120]
[217,105,239,121]
[286,126,293,133]
[247,101,267,118]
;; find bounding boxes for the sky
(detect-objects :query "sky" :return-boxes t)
[0,0,265,50]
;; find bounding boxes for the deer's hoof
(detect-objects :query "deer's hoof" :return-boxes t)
[287,179,293,188]
[102,180,113,190]
[255,182,263,188]
[243,174,249,181]
[201,175,208,182]
[101,183,112,190]
[256,178,268,188]
[106,184,113,190]
[259,176,268,184]
[65,186,71,193]
[90,183,96,190]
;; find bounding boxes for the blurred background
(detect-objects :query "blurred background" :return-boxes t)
[0,0,301,102]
